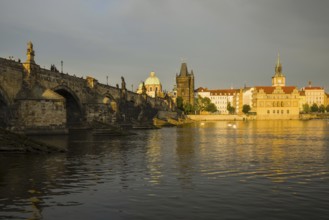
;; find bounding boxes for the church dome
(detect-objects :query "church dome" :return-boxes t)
[145,72,161,85]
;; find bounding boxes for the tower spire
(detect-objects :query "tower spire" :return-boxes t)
[272,52,285,87]
[275,51,282,74]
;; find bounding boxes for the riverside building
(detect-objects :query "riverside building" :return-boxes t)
[251,54,300,119]
[300,81,325,107]
[196,87,241,114]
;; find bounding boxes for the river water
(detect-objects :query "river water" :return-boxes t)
[0,120,329,220]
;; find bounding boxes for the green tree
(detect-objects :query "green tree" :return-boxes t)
[206,103,217,113]
[242,104,251,114]
[227,102,235,114]
[183,103,194,114]
[302,103,310,113]
[195,95,217,113]
[196,95,210,112]
[319,104,325,113]
[176,97,184,111]
[310,103,319,113]
[326,105,329,113]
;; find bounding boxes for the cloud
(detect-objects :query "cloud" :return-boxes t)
[0,0,329,90]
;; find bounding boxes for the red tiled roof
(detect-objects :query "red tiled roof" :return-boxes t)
[254,86,297,94]
[299,91,306,96]
[304,87,323,90]
[196,87,239,95]
[195,87,208,92]
[209,89,239,96]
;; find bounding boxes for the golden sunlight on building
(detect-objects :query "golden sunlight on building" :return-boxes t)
[196,87,242,114]
[137,72,163,98]
[300,81,325,107]
[251,53,300,119]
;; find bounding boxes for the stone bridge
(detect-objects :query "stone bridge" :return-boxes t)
[0,42,174,134]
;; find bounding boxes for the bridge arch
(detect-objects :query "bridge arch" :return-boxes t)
[103,92,118,112]
[53,85,83,127]
[0,86,11,128]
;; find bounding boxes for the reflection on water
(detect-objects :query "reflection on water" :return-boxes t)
[0,120,329,219]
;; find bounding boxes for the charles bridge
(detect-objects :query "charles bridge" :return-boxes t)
[0,42,174,134]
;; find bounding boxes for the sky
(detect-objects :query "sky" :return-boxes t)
[0,0,329,92]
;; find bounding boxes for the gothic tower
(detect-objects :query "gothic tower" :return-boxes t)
[176,62,195,106]
[272,53,286,87]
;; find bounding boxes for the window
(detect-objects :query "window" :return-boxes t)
[273,110,275,114]
[281,110,284,114]
[267,110,270,114]
[277,110,279,114]
[287,110,289,114]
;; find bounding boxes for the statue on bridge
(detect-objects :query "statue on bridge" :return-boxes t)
[121,76,127,100]
[23,41,39,76]
[121,76,126,90]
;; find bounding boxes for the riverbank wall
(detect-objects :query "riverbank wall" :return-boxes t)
[187,114,329,121]
[187,114,251,121]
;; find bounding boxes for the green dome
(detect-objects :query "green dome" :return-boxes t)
[145,72,161,85]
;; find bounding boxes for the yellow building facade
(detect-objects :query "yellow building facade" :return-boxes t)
[252,54,300,119]
[302,85,325,106]
[325,93,329,107]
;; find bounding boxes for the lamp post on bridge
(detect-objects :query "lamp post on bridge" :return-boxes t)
[61,60,63,73]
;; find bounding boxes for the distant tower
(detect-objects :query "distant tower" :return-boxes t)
[176,62,195,106]
[23,41,37,76]
[272,52,286,87]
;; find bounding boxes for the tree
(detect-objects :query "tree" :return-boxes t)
[183,103,194,114]
[176,96,196,114]
[176,97,184,111]
[242,104,251,114]
[310,103,319,113]
[319,104,325,113]
[206,103,217,113]
[195,95,217,113]
[227,102,235,114]
[302,103,310,113]
[326,105,329,113]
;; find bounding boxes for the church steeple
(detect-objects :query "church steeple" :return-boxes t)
[179,62,188,77]
[275,52,282,74]
[272,52,285,87]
